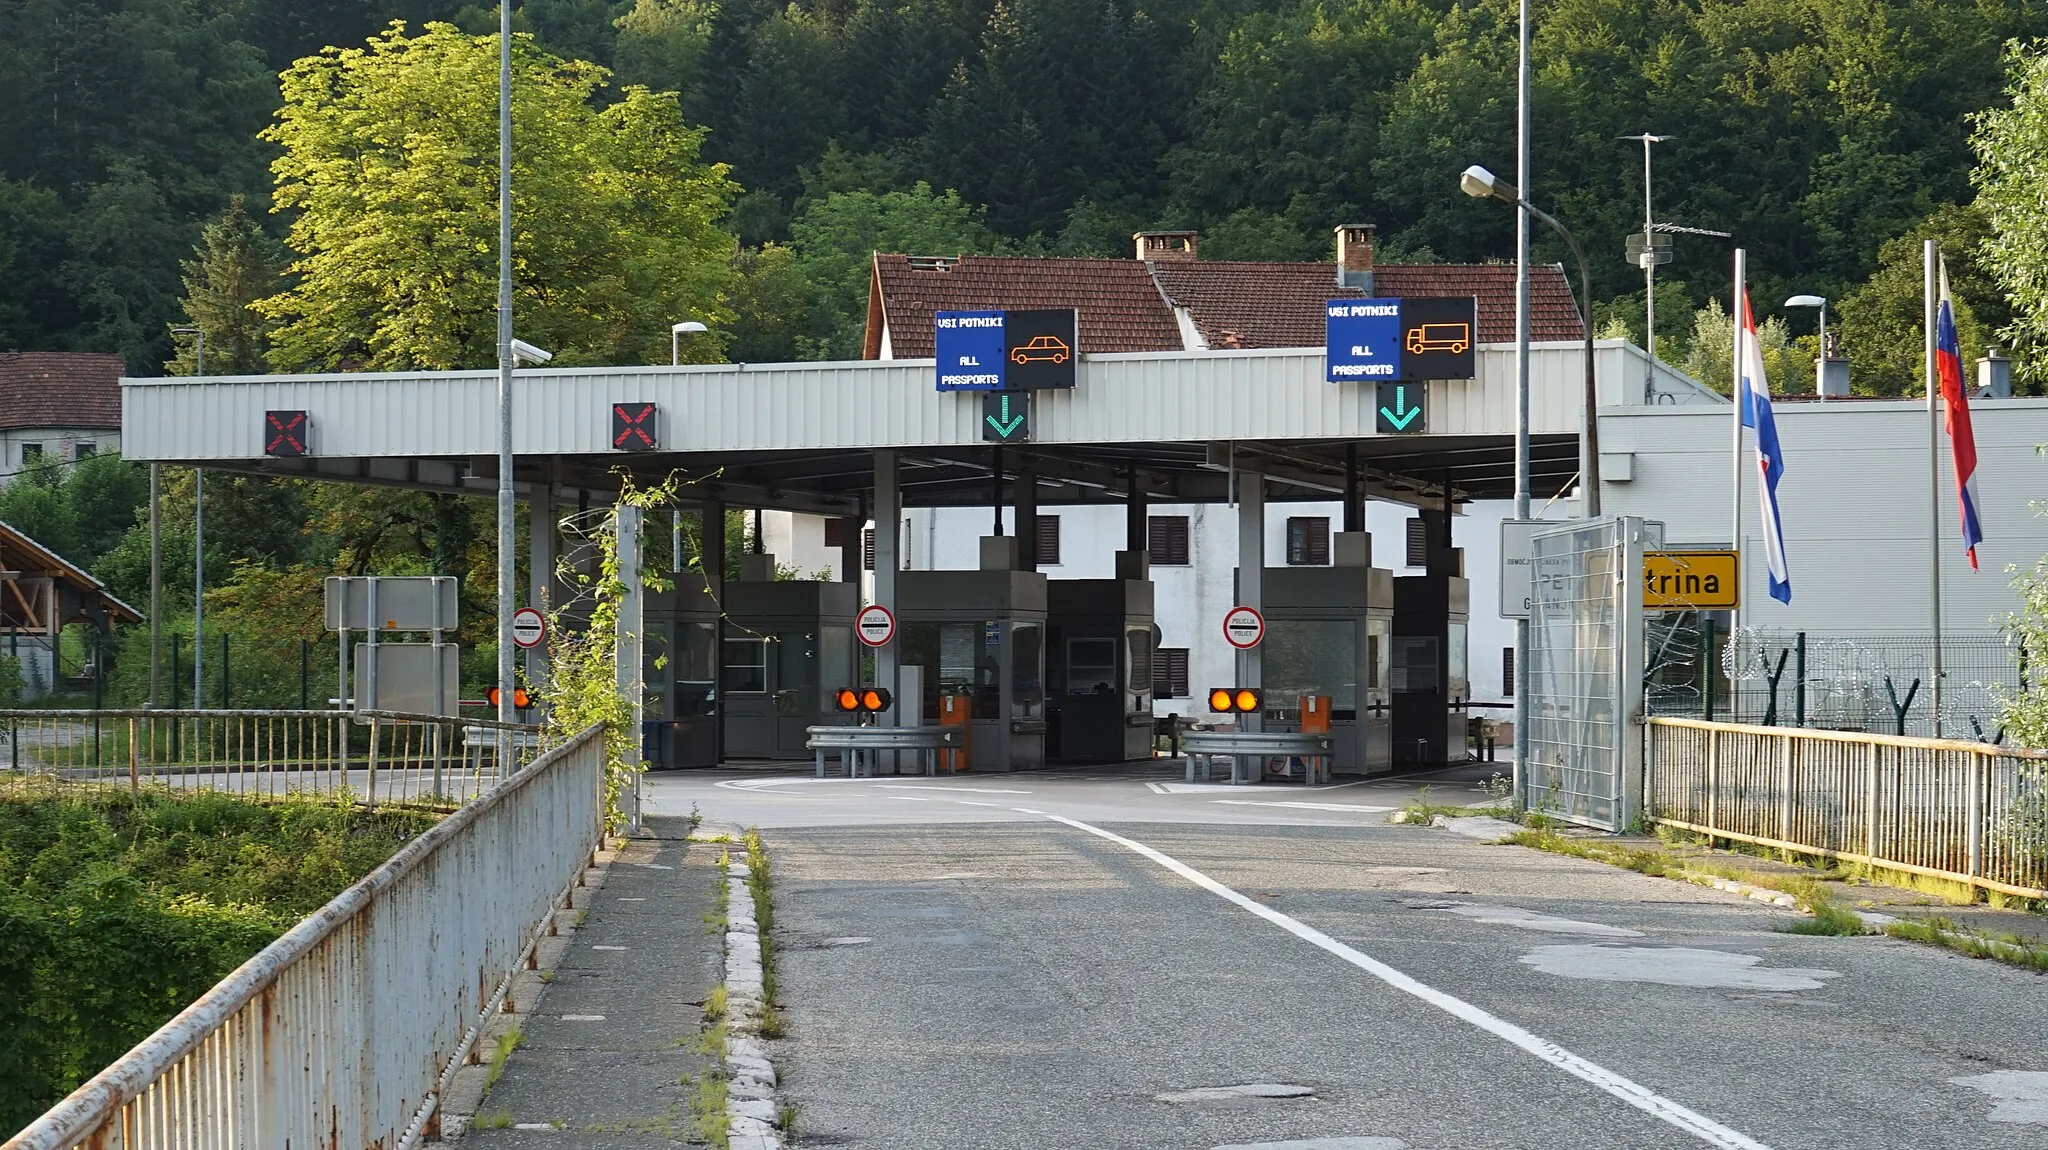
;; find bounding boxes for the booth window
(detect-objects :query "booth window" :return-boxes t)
[1285,517,1329,565]
[1036,515,1062,566]
[1405,517,1429,566]
[1153,647,1189,699]
[1502,647,1514,696]
[721,637,767,693]
[1148,516,1190,565]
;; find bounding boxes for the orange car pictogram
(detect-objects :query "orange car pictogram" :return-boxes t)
[1010,335,1071,365]
[1404,323,1471,355]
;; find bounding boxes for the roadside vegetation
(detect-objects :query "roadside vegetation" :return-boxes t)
[0,784,435,1130]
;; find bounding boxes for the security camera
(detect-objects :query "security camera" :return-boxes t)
[509,338,554,365]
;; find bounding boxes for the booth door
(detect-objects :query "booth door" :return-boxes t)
[722,636,775,758]
[775,628,842,757]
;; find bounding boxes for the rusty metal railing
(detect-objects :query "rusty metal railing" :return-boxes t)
[0,709,540,808]
[1646,717,2048,899]
[2,722,608,1150]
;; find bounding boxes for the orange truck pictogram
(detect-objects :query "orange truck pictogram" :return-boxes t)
[1010,335,1071,364]
[1404,323,1471,355]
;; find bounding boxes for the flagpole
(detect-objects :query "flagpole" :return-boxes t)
[1731,248,1745,644]
[1925,238,1943,737]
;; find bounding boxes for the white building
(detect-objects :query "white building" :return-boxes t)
[0,352,125,482]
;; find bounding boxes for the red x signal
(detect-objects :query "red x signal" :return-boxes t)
[265,410,307,457]
[612,403,657,450]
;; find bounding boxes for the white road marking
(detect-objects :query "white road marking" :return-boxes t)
[954,800,1002,807]
[889,796,934,802]
[592,945,629,951]
[1212,800,1396,814]
[616,897,646,901]
[880,777,1040,785]
[633,863,674,870]
[1439,904,1643,937]
[1521,945,1837,991]
[1951,1071,2048,1125]
[561,1014,606,1021]
[1150,780,1370,794]
[1213,1140,1407,1150]
[1043,813,1773,1150]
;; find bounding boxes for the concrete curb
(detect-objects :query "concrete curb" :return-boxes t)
[717,838,784,1150]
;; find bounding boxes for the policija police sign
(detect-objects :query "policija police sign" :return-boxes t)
[1325,297,1478,434]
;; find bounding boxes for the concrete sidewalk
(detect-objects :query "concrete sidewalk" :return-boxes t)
[455,815,725,1145]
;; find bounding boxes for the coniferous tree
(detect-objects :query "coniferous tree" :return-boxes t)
[165,195,282,376]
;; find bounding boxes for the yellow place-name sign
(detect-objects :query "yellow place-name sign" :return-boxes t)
[1643,550,1738,611]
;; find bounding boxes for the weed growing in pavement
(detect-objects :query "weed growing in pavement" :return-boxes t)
[482,1028,523,1093]
[755,1003,787,1039]
[1776,887,1869,936]
[706,848,731,931]
[778,1101,802,1132]
[1886,917,2048,972]
[689,802,703,833]
[474,1109,512,1130]
[704,984,727,1025]
[688,1071,730,1148]
[743,828,778,1003]
[538,969,554,983]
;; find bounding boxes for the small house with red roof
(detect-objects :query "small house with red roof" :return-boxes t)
[0,352,125,482]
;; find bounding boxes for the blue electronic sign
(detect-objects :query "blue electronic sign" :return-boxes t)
[935,310,1008,391]
[1325,299,1404,382]
[1326,296,1478,383]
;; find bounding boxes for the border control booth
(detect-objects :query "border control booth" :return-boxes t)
[897,568,1047,771]
[720,573,860,760]
[645,577,721,768]
[1046,578,1155,763]
[1257,534,1395,776]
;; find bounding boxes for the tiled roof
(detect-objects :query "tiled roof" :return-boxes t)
[0,352,124,431]
[866,255,1585,358]
[868,255,1184,359]
[1148,261,1584,349]
[0,517,144,623]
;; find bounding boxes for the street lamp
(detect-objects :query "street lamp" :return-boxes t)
[1784,293,1826,355]
[1461,165,1602,515]
[170,325,205,706]
[671,320,708,365]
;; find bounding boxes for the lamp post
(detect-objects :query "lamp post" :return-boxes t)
[1461,164,1601,516]
[671,320,707,366]
[1785,294,1827,397]
[496,0,515,728]
[1619,133,1673,359]
[171,325,205,706]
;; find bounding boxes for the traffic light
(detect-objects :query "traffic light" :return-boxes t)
[834,687,892,713]
[1207,687,1263,714]
[487,686,533,709]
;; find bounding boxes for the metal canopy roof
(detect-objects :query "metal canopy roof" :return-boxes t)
[119,342,1710,513]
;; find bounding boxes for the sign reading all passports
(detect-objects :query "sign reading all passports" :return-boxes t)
[935,309,1078,391]
[1325,296,1479,383]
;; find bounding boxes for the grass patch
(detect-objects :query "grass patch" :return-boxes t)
[473,1109,513,1130]
[0,785,436,1130]
[743,828,777,1003]
[1886,917,2048,972]
[688,1071,730,1149]
[778,1100,801,1133]
[1510,828,1873,934]
[755,1003,787,1039]
[482,1027,523,1094]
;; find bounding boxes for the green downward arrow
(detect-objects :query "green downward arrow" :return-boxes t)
[986,393,1025,438]
[1380,385,1420,430]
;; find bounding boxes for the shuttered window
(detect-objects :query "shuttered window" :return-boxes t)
[862,527,875,571]
[1036,515,1062,566]
[1285,517,1330,565]
[1148,516,1191,565]
[1503,647,1515,696]
[1405,517,1429,567]
[1153,648,1190,699]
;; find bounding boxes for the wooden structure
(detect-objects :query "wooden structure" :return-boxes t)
[0,517,142,694]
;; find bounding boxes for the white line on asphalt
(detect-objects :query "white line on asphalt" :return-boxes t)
[878,784,1033,794]
[1150,780,1373,794]
[1042,814,1773,1150]
[1147,782,1170,794]
[954,800,1002,807]
[1212,800,1397,814]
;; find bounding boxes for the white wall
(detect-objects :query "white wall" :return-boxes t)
[760,511,843,580]
[0,429,120,484]
[892,495,1517,713]
[1599,397,2048,637]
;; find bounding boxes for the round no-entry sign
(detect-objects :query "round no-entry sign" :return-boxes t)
[855,604,897,647]
[511,607,547,649]
[1222,605,1265,649]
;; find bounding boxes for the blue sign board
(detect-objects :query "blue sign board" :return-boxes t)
[935,310,1008,391]
[1326,296,1479,383]
[1325,299,1403,382]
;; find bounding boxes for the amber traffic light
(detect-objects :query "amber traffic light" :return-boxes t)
[487,686,533,709]
[1208,687,1263,714]
[835,687,892,713]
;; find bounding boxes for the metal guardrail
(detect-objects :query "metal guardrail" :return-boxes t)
[0,709,541,807]
[1645,717,2048,899]
[807,724,963,778]
[2,723,608,1150]
[1179,730,1334,785]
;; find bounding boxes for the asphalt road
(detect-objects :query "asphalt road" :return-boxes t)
[650,765,2048,1150]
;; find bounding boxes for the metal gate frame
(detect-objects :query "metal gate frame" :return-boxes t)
[1525,516,1652,831]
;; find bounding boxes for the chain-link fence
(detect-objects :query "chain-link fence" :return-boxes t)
[1646,617,2016,741]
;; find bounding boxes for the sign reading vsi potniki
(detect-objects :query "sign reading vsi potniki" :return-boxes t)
[1325,296,1479,383]
[935,309,1078,391]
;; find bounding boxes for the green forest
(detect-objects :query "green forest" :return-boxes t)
[10,0,2048,385]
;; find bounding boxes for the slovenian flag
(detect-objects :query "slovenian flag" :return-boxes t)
[1935,262,1984,571]
[1739,291,1792,604]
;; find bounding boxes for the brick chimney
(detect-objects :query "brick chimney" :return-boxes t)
[1135,230,1198,262]
[1335,224,1375,292]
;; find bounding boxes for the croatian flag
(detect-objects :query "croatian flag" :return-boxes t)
[1739,291,1792,604]
[1935,262,1985,571]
